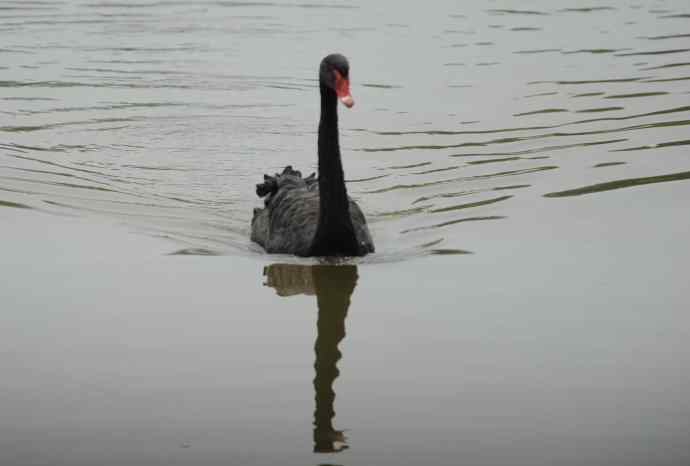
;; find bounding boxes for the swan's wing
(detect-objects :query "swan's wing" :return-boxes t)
[349,199,375,254]
[266,187,320,256]
[252,166,319,255]
[253,166,373,256]
[251,206,269,248]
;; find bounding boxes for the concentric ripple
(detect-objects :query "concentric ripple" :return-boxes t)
[1,0,689,259]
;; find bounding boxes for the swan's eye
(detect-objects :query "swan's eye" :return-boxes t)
[333,69,354,108]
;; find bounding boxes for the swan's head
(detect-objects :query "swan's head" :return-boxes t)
[320,53,354,108]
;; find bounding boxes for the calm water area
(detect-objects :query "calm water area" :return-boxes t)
[1,1,690,465]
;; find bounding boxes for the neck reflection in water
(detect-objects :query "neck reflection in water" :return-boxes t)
[263,263,358,454]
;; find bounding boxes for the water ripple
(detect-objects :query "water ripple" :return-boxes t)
[1,0,688,259]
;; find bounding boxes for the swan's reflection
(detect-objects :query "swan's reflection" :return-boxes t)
[263,263,358,454]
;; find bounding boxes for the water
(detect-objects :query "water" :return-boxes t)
[1,1,690,465]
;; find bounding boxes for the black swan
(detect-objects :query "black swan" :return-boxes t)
[251,54,375,257]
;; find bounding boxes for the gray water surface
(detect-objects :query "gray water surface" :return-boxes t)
[1,1,690,465]
[2,0,689,259]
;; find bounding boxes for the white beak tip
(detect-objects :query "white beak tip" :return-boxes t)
[340,95,354,108]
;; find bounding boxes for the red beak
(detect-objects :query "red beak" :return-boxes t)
[334,69,354,108]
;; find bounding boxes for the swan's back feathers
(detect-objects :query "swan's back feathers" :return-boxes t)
[251,166,374,257]
[255,166,316,204]
[252,166,318,256]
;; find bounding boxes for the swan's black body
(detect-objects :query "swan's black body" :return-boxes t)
[251,54,374,257]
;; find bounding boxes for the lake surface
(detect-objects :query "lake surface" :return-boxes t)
[1,1,690,465]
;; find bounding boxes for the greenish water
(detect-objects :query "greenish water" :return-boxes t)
[1,1,690,465]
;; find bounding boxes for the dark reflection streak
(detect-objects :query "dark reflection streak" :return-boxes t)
[430,195,512,214]
[13,103,185,115]
[466,156,522,165]
[572,92,606,97]
[642,76,690,83]
[559,7,616,12]
[529,77,646,85]
[375,206,427,219]
[411,165,460,175]
[0,170,195,209]
[1,152,142,182]
[558,106,690,125]
[0,96,56,101]
[514,108,567,116]
[605,91,668,99]
[0,48,35,54]
[0,117,140,133]
[346,174,389,183]
[524,91,559,98]
[0,185,40,196]
[357,124,551,136]
[0,199,32,210]
[41,199,196,220]
[1,19,110,26]
[611,139,690,151]
[0,80,193,90]
[640,33,690,40]
[263,264,358,454]
[358,105,690,139]
[514,49,561,54]
[372,139,622,157]
[0,175,118,193]
[0,164,119,188]
[616,48,690,56]
[367,166,557,194]
[487,9,548,15]
[360,117,690,153]
[544,170,690,197]
[563,48,624,54]
[413,188,496,205]
[576,106,624,113]
[401,216,505,234]
[387,161,432,170]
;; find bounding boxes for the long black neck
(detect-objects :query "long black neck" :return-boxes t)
[310,84,359,256]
